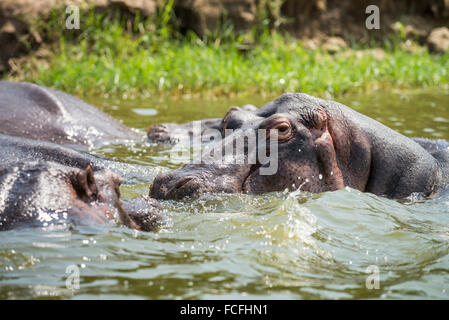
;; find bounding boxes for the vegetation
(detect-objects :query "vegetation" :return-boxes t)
[5,6,449,99]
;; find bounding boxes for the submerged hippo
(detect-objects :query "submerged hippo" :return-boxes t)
[0,81,141,148]
[0,134,163,231]
[147,104,258,143]
[150,93,449,200]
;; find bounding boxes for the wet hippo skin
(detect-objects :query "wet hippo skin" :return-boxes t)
[150,93,449,200]
[0,134,163,231]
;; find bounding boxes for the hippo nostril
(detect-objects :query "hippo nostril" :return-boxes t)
[165,176,203,200]
[172,176,198,191]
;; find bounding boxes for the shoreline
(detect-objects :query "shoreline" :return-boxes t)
[2,5,448,99]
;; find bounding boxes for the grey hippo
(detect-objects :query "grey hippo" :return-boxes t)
[150,93,449,200]
[0,133,163,231]
[0,81,141,148]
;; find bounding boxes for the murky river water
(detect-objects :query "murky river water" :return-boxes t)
[1,90,449,299]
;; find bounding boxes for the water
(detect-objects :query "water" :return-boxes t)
[1,90,449,299]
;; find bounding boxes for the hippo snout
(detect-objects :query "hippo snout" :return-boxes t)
[150,166,244,200]
[172,176,201,193]
[151,170,209,200]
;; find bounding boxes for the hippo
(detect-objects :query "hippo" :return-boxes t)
[150,93,449,200]
[0,81,141,148]
[147,118,222,144]
[0,134,163,231]
[147,104,258,143]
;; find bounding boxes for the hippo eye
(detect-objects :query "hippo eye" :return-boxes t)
[261,116,293,142]
[273,121,293,142]
[278,124,289,132]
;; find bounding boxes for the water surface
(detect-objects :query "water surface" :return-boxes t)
[1,89,449,299]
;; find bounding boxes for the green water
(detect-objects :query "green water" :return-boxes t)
[1,90,449,299]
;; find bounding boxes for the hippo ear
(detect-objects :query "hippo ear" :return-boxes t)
[70,164,98,202]
[311,106,345,191]
[305,106,329,140]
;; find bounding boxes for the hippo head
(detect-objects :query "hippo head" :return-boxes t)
[147,105,258,144]
[150,93,370,200]
[0,161,160,231]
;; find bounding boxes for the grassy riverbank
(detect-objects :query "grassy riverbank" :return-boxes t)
[4,9,449,99]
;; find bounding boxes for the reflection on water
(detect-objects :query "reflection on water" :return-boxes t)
[1,89,448,299]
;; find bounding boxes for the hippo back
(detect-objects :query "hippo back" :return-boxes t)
[0,133,100,171]
[0,81,140,147]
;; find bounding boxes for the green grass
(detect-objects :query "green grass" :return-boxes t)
[4,8,449,99]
